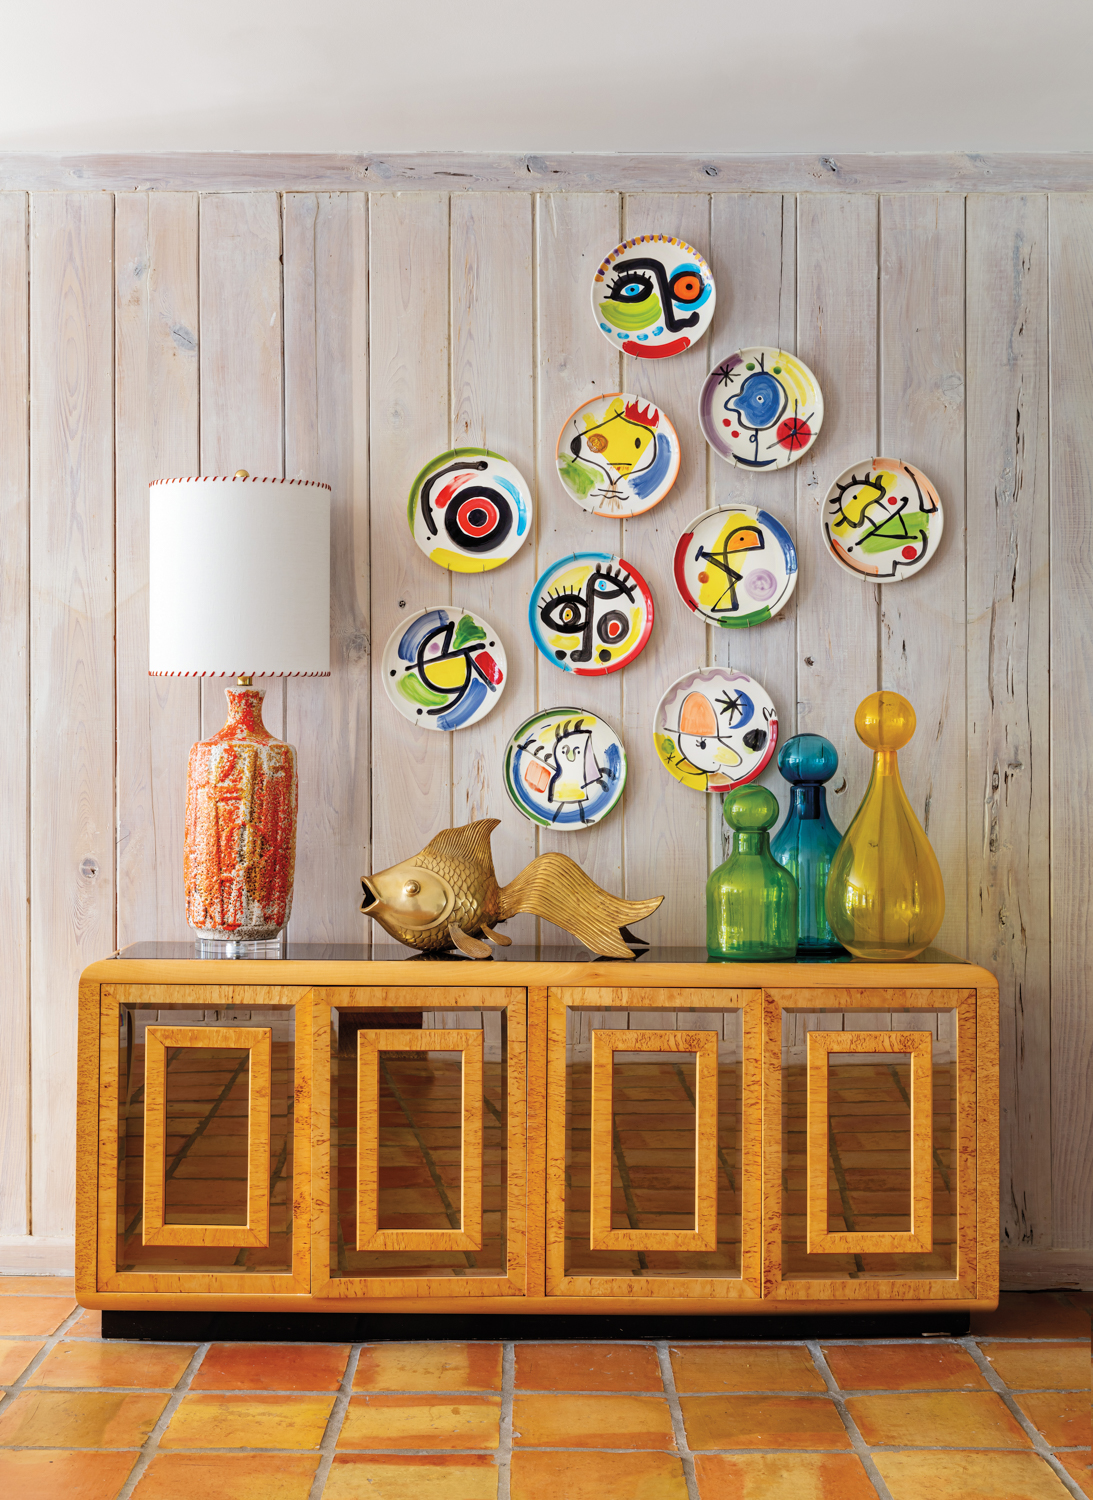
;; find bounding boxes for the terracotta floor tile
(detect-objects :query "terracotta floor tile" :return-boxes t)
[1055,1452,1093,1499]
[0,1338,45,1383]
[513,1392,674,1450]
[680,1394,850,1451]
[873,1450,1075,1499]
[846,1390,1031,1448]
[132,1452,320,1499]
[670,1344,826,1393]
[0,1276,75,1297]
[510,1449,688,1499]
[27,1339,195,1389]
[160,1392,334,1449]
[1013,1391,1092,1449]
[326,1453,499,1499]
[65,1310,102,1339]
[354,1342,502,1392]
[337,1393,501,1450]
[980,1342,1090,1390]
[0,1450,137,1499]
[971,1293,1089,1339]
[190,1342,349,1391]
[694,1453,879,1499]
[0,1297,76,1336]
[0,1389,168,1447]
[822,1342,987,1391]
[515,1343,662,1392]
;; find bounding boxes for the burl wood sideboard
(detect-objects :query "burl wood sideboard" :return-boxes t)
[76,946,999,1316]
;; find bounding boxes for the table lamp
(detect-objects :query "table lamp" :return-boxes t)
[149,472,331,954]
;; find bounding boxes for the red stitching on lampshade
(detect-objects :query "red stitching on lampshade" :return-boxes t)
[150,476,332,489]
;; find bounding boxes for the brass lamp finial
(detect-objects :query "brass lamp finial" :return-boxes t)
[234,469,249,479]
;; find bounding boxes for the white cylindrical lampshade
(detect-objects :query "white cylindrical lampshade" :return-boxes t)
[149,475,331,676]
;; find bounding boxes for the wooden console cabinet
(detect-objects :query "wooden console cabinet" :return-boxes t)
[76,949,999,1315]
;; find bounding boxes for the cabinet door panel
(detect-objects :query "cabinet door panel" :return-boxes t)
[311,987,526,1299]
[96,985,311,1295]
[546,987,763,1300]
[764,988,977,1301]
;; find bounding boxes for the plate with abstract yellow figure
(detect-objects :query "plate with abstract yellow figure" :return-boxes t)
[382,606,506,731]
[654,667,778,793]
[673,505,798,628]
[699,348,823,470]
[530,553,654,676]
[592,235,715,359]
[556,393,680,517]
[407,446,533,573]
[822,457,943,581]
[505,708,626,829]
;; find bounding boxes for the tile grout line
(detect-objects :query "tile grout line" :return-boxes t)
[959,1337,1089,1500]
[657,1341,699,1500]
[807,1340,895,1500]
[307,1339,363,1500]
[0,1302,87,1413]
[497,1341,514,1500]
[115,1340,210,1500]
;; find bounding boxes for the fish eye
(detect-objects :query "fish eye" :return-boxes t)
[403,880,421,895]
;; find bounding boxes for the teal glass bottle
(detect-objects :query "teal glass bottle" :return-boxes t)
[707,785,798,960]
[771,734,846,956]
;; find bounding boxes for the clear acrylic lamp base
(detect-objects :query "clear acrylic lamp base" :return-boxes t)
[194,934,285,960]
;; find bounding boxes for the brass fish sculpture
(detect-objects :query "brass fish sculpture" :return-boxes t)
[360,818,662,960]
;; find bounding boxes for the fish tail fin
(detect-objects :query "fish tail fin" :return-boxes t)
[499,853,662,959]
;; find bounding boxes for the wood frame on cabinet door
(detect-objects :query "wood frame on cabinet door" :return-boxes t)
[805,1029,933,1256]
[545,986,764,1301]
[762,987,980,1302]
[309,986,527,1300]
[93,984,312,1296]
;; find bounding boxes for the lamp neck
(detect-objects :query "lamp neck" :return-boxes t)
[213,687,276,744]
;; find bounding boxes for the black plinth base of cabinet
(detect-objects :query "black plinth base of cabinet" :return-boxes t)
[102,1308,971,1343]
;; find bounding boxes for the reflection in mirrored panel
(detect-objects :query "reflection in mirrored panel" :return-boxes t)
[565,1010,743,1278]
[782,1010,958,1281]
[330,1008,508,1278]
[115,1007,295,1274]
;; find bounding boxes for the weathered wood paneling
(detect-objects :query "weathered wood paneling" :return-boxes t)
[0,172,1085,1268]
[1047,193,1093,1248]
[966,194,1051,1252]
[283,193,370,941]
[29,193,115,1236]
[114,192,200,948]
[0,194,29,1233]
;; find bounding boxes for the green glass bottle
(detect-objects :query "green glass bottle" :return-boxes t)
[707,785,798,961]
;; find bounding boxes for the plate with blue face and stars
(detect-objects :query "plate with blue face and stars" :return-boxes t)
[591,234,715,359]
[699,347,824,469]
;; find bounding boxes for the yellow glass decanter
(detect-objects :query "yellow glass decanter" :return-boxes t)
[824,691,945,960]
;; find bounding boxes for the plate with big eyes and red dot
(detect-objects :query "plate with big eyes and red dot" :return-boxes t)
[529,552,654,676]
[699,347,824,470]
[821,458,944,582]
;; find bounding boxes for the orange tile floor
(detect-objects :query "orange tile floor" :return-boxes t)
[0,1282,1088,1499]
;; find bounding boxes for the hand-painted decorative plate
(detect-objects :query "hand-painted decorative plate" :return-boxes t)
[591,235,715,359]
[556,393,680,517]
[654,667,778,793]
[673,506,798,628]
[407,447,533,573]
[822,458,943,581]
[381,606,506,731]
[699,348,823,470]
[504,708,626,829]
[530,553,654,676]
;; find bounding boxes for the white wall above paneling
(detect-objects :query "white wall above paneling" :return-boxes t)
[1,0,1091,153]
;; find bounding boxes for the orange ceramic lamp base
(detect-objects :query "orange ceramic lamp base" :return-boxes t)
[184,688,298,940]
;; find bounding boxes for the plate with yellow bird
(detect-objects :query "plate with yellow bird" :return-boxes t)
[591,234,715,359]
[556,392,680,517]
[654,667,779,793]
[821,457,943,581]
[673,505,798,628]
[381,606,506,731]
[530,553,654,676]
[504,707,627,829]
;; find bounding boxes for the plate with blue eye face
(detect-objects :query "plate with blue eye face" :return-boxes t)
[591,234,715,359]
[529,553,654,676]
[699,347,824,470]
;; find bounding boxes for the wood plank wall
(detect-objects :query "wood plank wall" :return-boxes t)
[0,181,1089,1276]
